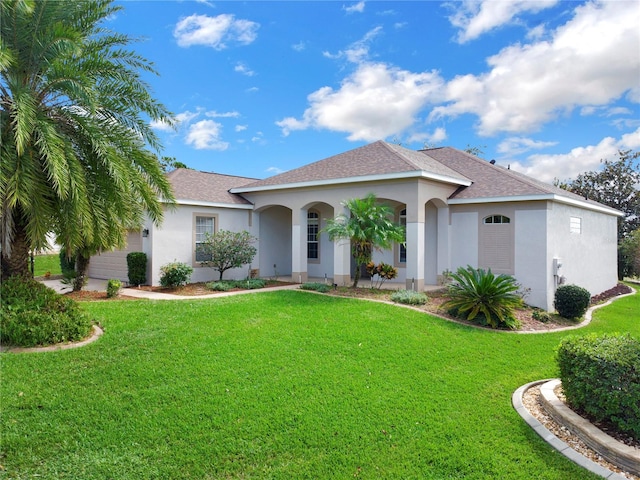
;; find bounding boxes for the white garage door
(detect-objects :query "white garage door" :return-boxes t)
[88,231,143,284]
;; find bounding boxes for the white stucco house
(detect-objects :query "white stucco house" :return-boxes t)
[89,141,621,311]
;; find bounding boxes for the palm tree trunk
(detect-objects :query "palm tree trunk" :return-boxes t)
[73,252,90,291]
[0,210,31,279]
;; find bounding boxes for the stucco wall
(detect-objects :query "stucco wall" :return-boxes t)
[547,202,618,301]
[148,204,257,286]
[514,207,549,309]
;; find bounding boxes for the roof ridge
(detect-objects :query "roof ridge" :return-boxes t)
[379,141,425,171]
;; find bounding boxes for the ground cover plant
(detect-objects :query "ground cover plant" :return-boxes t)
[1,288,638,479]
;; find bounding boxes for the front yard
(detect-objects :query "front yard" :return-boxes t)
[1,288,637,479]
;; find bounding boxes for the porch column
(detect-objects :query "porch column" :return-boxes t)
[405,222,425,291]
[291,208,308,284]
[332,204,351,286]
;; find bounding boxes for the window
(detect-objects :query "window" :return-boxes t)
[195,215,215,262]
[307,210,319,260]
[570,216,582,234]
[484,215,511,224]
[399,209,407,264]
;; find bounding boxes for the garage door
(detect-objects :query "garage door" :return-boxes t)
[88,231,143,284]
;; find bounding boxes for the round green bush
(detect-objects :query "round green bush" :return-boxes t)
[159,261,193,287]
[0,277,92,347]
[554,284,591,319]
[106,278,122,298]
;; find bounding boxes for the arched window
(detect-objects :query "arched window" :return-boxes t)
[307,210,319,260]
[483,215,510,224]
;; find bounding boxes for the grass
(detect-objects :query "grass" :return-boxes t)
[33,253,61,277]
[1,288,638,479]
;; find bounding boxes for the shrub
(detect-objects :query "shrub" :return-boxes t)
[391,289,428,305]
[532,309,551,323]
[159,261,193,287]
[241,278,266,289]
[59,248,75,276]
[300,282,331,293]
[0,277,92,347]
[366,261,398,289]
[442,266,523,330]
[557,334,640,439]
[206,281,233,292]
[554,284,591,319]
[127,252,147,286]
[106,279,122,298]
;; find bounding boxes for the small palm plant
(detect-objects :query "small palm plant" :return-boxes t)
[442,266,523,329]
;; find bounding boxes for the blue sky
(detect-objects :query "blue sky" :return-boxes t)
[112,0,640,183]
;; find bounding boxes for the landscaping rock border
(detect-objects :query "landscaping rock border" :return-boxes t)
[513,380,638,480]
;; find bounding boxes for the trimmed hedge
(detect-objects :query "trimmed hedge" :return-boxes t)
[0,277,92,347]
[557,334,640,439]
[127,252,147,286]
[554,284,591,319]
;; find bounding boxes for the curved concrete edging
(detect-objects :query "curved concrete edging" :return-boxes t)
[1,325,103,354]
[512,380,635,479]
[540,379,640,477]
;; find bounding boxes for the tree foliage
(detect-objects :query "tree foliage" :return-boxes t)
[199,230,257,281]
[561,150,640,239]
[0,0,175,279]
[619,228,640,279]
[321,194,405,288]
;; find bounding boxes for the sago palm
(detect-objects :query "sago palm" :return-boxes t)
[0,0,175,278]
[442,266,523,329]
[322,194,405,288]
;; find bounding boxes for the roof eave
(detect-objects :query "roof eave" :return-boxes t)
[231,170,471,194]
[448,194,623,216]
[164,198,253,209]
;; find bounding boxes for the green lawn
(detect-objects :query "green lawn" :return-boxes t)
[1,289,638,479]
[33,253,61,277]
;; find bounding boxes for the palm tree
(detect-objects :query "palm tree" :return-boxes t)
[0,0,175,279]
[322,194,405,288]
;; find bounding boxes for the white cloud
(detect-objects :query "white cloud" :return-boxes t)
[150,110,200,132]
[509,127,640,183]
[292,41,306,52]
[448,0,558,43]
[266,166,284,174]
[174,14,259,49]
[408,127,448,145]
[323,26,382,64]
[497,137,557,155]
[185,120,229,150]
[235,124,248,132]
[344,1,365,14]
[277,62,444,141]
[205,110,240,118]
[431,0,640,136]
[235,62,255,76]
[150,119,174,132]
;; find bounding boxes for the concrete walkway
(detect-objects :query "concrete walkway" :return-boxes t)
[41,278,302,300]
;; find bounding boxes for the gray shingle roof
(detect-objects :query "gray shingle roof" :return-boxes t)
[234,140,470,190]
[166,169,255,205]
[421,147,606,206]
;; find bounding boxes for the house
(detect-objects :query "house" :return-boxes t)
[89,141,621,311]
